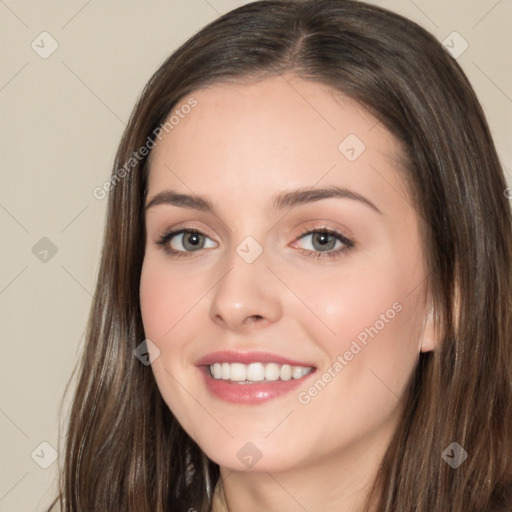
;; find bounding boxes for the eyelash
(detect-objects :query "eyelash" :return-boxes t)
[155,225,355,260]
[293,226,354,259]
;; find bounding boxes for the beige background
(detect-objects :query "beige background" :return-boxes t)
[0,1,510,510]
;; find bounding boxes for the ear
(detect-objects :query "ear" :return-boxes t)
[419,306,438,353]
[419,279,461,353]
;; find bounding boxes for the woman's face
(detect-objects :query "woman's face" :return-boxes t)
[140,74,435,474]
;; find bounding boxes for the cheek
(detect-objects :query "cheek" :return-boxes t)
[139,258,205,438]
[139,257,202,341]
[139,264,171,341]
[290,273,423,449]
[291,248,425,394]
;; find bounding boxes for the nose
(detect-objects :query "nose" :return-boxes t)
[208,247,283,332]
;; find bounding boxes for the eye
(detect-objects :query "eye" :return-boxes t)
[155,225,354,260]
[156,228,216,256]
[292,227,354,259]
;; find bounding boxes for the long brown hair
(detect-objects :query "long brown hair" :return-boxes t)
[49,1,512,510]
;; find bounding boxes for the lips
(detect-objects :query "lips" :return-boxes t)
[196,351,316,405]
[195,350,315,367]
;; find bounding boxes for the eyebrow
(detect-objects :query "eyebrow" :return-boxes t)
[144,185,382,215]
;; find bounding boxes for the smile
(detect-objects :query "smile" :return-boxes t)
[196,351,316,404]
[209,362,313,383]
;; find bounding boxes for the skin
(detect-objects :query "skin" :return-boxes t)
[139,73,438,512]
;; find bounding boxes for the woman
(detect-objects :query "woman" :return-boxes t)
[49,0,512,510]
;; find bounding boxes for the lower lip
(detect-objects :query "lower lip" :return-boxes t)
[198,366,316,405]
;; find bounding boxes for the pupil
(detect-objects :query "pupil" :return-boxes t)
[313,232,335,251]
[184,233,202,250]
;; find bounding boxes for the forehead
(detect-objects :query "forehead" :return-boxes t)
[146,74,409,215]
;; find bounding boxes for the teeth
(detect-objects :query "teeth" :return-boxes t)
[209,362,313,383]
[265,363,280,381]
[247,362,265,381]
[212,362,222,379]
[281,364,292,381]
[292,366,304,379]
[230,363,247,382]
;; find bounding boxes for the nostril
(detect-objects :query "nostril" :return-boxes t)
[244,314,264,325]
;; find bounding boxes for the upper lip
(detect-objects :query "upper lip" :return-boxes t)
[195,351,315,367]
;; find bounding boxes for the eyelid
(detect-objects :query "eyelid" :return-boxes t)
[155,221,217,242]
[290,224,355,256]
[155,226,218,254]
[290,219,354,244]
